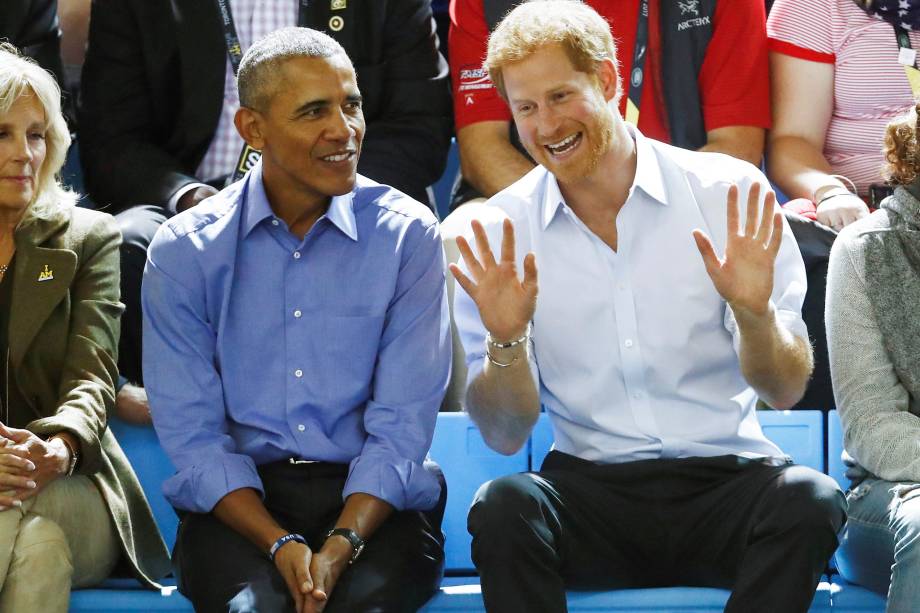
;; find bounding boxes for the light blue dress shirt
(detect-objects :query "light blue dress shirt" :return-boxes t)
[142,162,451,514]
[454,128,809,464]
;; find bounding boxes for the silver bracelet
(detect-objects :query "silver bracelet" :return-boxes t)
[486,350,517,368]
[486,326,530,349]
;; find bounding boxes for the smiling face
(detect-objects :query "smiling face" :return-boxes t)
[0,92,47,217]
[503,43,619,186]
[241,53,365,210]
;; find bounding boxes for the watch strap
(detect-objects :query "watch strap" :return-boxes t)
[324,528,365,564]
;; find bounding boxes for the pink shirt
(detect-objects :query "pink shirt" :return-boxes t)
[196,0,298,183]
[768,0,920,195]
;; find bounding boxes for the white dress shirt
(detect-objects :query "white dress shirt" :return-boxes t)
[453,128,809,465]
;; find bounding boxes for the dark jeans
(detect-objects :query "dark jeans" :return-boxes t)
[115,204,168,384]
[468,451,846,613]
[174,460,446,613]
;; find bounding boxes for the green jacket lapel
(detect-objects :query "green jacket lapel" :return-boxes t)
[9,214,77,367]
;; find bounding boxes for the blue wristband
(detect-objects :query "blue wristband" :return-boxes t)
[269,533,306,562]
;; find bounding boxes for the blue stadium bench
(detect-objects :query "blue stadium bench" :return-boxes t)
[423,411,836,612]
[71,410,884,612]
[69,417,194,612]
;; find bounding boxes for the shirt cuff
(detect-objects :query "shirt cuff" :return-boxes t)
[343,452,441,511]
[162,452,263,513]
[167,182,208,215]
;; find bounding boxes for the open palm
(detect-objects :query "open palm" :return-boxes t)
[692,183,782,317]
[449,218,538,342]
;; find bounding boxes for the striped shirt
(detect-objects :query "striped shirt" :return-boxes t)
[768,0,920,195]
[196,0,298,183]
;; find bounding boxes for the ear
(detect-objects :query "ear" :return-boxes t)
[234,107,266,150]
[597,58,620,103]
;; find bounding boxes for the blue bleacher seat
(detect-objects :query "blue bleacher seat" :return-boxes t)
[68,419,195,611]
[106,417,180,553]
[827,410,848,490]
[530,412,554,471]
[829,578,888,613]
[428,413,530,572]
[72,411,881,612]
[758,409,825,473]
[533,410,826,474]
[431,138,460,220]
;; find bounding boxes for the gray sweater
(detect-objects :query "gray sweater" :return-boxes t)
[827,208,920,483]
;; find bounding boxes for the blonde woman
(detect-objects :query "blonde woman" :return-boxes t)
[828,102,920,611]
[0,43,169,611]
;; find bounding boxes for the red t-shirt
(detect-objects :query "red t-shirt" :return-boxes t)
[449,0,772,143]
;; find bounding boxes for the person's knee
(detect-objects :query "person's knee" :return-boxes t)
[889,487,920,561]
[468,472,553,544]
[11,516,74,587]
[772,467,847,535]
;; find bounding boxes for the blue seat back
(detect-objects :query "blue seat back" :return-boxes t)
[827,410,848,490]
[530,413,554,471]
[429,413,530,572]
[534,411,825,473]
[108,416,179,552]
[758,410,825,473]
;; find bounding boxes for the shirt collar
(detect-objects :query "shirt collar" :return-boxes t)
[242,161,359,241]
[540,125,668,230]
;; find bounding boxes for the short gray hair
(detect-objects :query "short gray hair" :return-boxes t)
[0,42,74,217]
[237,27,350,110]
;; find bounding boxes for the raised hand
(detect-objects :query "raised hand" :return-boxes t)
[692,183,782,317]
[449,218,538,342]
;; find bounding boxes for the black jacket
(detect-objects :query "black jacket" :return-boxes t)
[78,0,452,211]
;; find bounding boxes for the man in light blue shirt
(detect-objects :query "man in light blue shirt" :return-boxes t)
[447,3,845,612]
[142,27,450,613]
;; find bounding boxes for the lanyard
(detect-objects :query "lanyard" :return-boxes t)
[894,25,920,98]
[625,0,650,126]
[214,0,312,182]
[215,0,311,76]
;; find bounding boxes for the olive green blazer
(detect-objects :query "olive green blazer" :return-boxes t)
[10,204,170,587]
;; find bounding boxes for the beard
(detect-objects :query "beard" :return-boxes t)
[532,107,615,185]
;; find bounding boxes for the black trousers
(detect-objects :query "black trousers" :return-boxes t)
[174,460,446,613]
[115,204,168,384]
[468,451,846,613]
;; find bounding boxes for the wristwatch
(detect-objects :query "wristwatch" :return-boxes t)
[324,528,365,564]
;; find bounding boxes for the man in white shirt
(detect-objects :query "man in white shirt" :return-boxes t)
[449,3,845,612]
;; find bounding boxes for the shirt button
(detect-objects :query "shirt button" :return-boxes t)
[271,219,280,226]
[297,424,306,432]
[294,309,302,318]
[294,369,303,378]
[624,339,634,348]
[633,392,642,399]
[617,284,625,291]
[293,251,301,259]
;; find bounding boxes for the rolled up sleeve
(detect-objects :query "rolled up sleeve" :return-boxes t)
[142,226,263,513]
[342,220,451,511]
